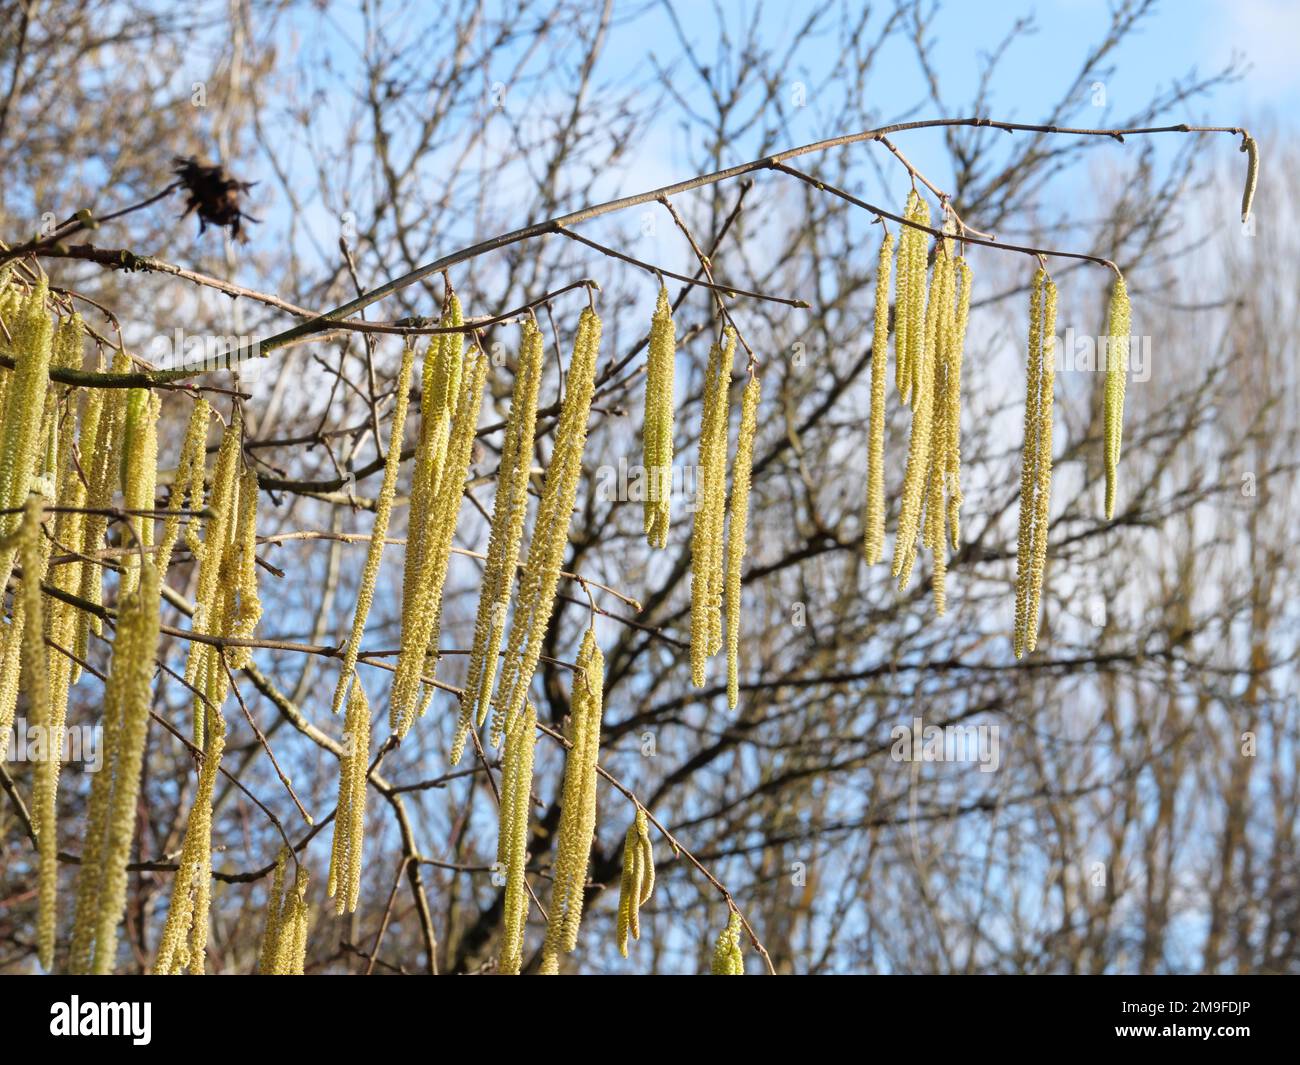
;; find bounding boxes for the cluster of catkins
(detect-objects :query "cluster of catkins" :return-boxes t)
[860,193,1133,653]
[0,272,260,975]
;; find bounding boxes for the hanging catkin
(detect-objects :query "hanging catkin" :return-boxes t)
[331,342,416,717]
[119,388,160,595]
[184,415,242,748]
[258,849,310,975]
[1013,269,1058,658]
[74,353,130,665]
[452,321,544,764]
[945,257,973,547]
[1240,134,1259,224]
[0,279,54,597]
[538,628,604,973]
[389,345,488,739]
[725,369,760,709]
[1102,275,1130,520]
[710,910,744,975]
[153,713,226,974]
[14,496,58,971]
[689,327,735,687]
[643,284,676,548]
[863,231,893,565]
[328,679,372,915]
[496,701,537,975]
[401,296,464,642]
[615,807,655,958]
[156,398,210,579]
[490,308,601,747]
[68,557,162,974]
[894,192,931,405]
[893,238,950,587]
[1027,278,1058,651]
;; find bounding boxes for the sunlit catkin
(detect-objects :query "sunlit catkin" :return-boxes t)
[863,231,893,565]
[710,911,744,975]
[15,497,57,971]
[491,309,602,747]
[1240,134,1259,224]
[153,714,226,974]
[157,398,210,579]
[615,808,655,958]
[401,295,465,641]
[893,240,950,587]
[1026,277,1058,653]
[119,388,160,594]
[497,701,537,975]
[540,628,604,966]
[389,345,488,738]
[1103,275,1130,520]
[328,679,372,915]
[184,415,242,747]
[945,257,973,547]
[1014,269,1059,658]
[75,356,129,664]
[68,558,162,974]
[258,850,310,975]
[332,343,416,719]
[452,322,544,764]
[0,279,54,596]
[895,193,931,405]
[689,328,735,687]
[643,285,676,548]
[725,370,760,709]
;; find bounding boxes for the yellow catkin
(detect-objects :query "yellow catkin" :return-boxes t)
[282,864,311,975]
[332,343,416,717]
[541,628,604,965]
[490,309,602,747]
[452,322,544,764]
[328,679,372,915]
[725,370,760,709]
[895,193,931,405]
[1103,276,1130,520]
[643,285,676,548]
[893,241,950,587]
[1014,269,1058,658]
[689,328,735,687]
[389,346,488,738]
[1240,134,1259,224]
[401,296,465,641]
[615,807,654,958]
[0,279,54,596]
[45,316,88,700]
[258,853,310,975]
[119,388,160,595]
[74,354,129,663]
[863,231,894,564]
[68,558,163,974]
[15,496,57,971]
[153,714,226,974]
[229,466,262,659]
[945,258,973,547]
[257,849,289,974]
[497,701,537,975]
[923,238,961,614]
[184,415,242,747]
[1026,277,1058,653]
[156,398,210,579]
[710,910,744,975]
